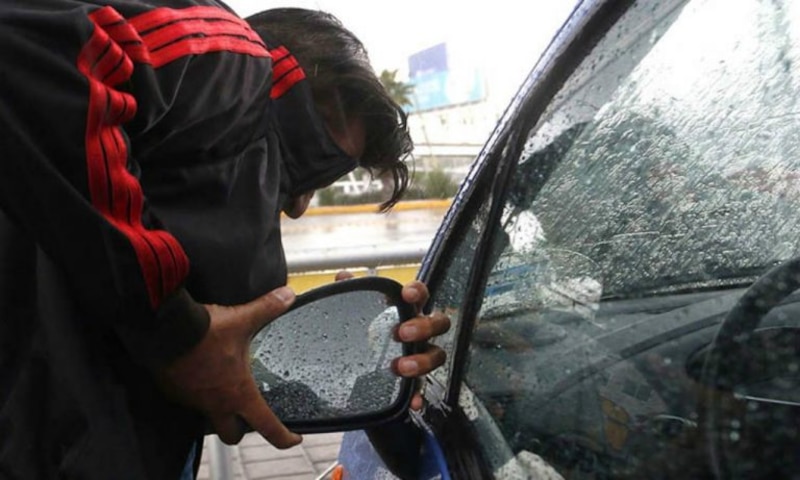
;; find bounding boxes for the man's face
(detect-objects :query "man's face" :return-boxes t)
[282,112,366,219]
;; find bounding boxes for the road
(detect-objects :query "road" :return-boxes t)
[282,202,449,273]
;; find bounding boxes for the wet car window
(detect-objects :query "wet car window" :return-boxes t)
[427,178,498,389]
[458,0,800,477]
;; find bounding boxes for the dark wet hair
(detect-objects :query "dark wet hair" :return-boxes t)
[246,8,412,211]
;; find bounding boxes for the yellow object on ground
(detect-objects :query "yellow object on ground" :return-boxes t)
[287,264,420,294]
[286,198,452,218]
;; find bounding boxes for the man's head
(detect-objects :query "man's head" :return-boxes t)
[246,8,412,214]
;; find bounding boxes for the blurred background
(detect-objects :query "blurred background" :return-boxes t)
[220,0,578,293]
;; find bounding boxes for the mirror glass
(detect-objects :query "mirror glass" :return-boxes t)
[250,289,405,424]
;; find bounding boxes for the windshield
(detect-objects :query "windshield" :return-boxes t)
[431,0,800,478]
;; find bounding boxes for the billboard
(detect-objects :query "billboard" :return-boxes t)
[407,43,486,113]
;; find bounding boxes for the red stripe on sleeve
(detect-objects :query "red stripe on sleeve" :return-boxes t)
[269,46,298,77]
[127,7,270,69]
[90,7,151,64]
[88,5,125,27]
[76,5,272,307]
[80,7,190,308]
[83,78,113,212]
[268,46,306,98]
[270,67,306,99]
[129,6,265,46]
[141,18,263,52]
[104,23,146,45]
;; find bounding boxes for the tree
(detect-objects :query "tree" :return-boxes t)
[379,69,414,108]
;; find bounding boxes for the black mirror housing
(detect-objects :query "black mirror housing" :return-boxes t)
[247,276,419,434]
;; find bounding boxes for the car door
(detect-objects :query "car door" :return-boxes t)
[416,0,800,478]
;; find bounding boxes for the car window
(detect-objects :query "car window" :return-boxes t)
[451,0,800,478]
[425,171,499,391]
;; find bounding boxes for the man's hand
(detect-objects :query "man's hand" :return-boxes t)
[155,287,302,447]
[335,272,451,410]
[394,280,451,410]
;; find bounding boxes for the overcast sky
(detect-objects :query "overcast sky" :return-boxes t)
[223,0,577,81]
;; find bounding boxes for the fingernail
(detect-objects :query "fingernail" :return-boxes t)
[405,287,421,303]
[400,325,418,341]
[399,359,418,376]
[273,287,295,304]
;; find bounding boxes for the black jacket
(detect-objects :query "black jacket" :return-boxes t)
[0,0,355,478]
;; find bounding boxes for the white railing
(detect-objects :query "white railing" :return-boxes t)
[286,243,427,274]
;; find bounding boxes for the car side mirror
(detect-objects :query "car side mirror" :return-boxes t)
[248,276,418,433]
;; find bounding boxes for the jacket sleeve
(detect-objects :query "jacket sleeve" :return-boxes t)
[0,4,216,367]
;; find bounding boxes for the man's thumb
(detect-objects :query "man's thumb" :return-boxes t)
[245,286,296,334]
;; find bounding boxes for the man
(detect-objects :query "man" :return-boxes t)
[0,1,449,478]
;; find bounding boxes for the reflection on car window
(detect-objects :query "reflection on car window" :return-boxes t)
[461,0,800,478]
